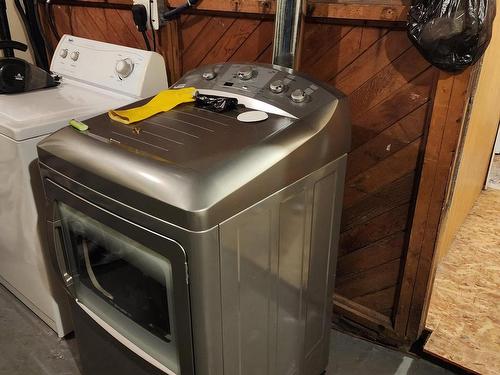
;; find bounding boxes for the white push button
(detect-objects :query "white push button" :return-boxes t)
[237,66,254,80]
[269,80,286,94]
[202,70,216,80]
[291,89,307,103]
[237,111,269,123]
[70,51,80,61]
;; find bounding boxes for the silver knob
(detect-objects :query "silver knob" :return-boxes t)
[202,70,216,80]
[291,88,307,103]
[237,66,254,80]
[115,58,134,78]
[59,48,68,58]
[70,51,79,61]
[269,79,286,94]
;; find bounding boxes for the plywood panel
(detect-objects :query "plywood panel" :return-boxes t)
[425,190,500,375]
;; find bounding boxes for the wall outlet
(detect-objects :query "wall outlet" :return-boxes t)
[133,0,163,30]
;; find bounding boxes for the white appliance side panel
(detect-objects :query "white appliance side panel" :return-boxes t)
[0,133,72,336]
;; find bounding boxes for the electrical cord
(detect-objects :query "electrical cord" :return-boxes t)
[141,30,151,51]
[132,4,152,51]
[161,0,200,22]
[34,0,54,56]
[45,1,60,41]
[148,0,156,51]
[13,0,47,68]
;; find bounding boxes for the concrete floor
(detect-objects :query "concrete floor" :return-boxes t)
[0,284,453,375]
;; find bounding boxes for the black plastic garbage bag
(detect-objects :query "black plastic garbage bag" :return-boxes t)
[408,0,496,72]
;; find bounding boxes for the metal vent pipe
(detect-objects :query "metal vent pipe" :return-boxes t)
[272,0,305,69]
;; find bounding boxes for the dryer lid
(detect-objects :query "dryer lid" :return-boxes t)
[0,81,130,141]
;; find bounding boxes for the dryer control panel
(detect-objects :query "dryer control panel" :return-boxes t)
[51,35,168,98]
[173,63,342,119]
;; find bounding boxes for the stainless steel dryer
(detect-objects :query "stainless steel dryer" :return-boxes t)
[37,63,351,375]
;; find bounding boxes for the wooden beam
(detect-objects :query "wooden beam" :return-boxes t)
[169,0,408,22]
[167,0,276,14]
[308,1,409,22]
[333,294,406,346]
[394,68,473,341]
[160,18,183,83]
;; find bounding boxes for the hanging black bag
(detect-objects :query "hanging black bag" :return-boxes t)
[408,0,497,72]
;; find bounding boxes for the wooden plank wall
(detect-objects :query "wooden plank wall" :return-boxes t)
[299,20,437,332]
[44,4,274,83]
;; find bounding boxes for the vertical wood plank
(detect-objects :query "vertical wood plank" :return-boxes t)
[160,18,183,83]
[394,69,472,339]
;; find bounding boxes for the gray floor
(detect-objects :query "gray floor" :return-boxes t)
[0,285,453,375]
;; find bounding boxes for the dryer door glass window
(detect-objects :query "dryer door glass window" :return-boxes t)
[58,202,180,374]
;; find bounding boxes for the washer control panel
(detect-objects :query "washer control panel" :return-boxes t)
[174,63,338,119]
[50,34,168,98]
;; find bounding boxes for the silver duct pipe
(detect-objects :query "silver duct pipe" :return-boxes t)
[272,0,305,69]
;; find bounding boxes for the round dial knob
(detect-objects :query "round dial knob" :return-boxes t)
[202,70,216,80]
[291,88,307,103]
[115,58,134,78]
[269,79,286,94]
[70,51,79,61]
[237,66,254,80]
[59,48,68,58]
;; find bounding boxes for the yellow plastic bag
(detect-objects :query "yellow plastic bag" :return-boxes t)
[108,87,196,125]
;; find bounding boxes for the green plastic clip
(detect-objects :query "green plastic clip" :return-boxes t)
[69,119,89,132]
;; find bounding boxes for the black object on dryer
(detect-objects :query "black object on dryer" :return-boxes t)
[0,54,59,94]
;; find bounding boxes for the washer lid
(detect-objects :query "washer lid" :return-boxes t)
[0,82,131,141]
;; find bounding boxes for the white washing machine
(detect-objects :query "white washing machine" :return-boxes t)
[0,34,168,337]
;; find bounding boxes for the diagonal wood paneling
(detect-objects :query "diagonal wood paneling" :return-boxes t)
[46,7,274,83]
[300,20,437,322]
[343,139,421,208]
[351,67,435,148]
[342,173,415,231]
[346,105,427,180]
[181,16,237,72]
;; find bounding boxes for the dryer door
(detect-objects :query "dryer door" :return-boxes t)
[46,181,194,375]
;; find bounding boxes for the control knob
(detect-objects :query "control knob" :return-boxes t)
[70,51,79,61]
[237,66,254,80]
[202,70,217,80]
[269,79,286,94]
[115,58,134,79]
[59,49,68,58]
[291,88,307,103]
